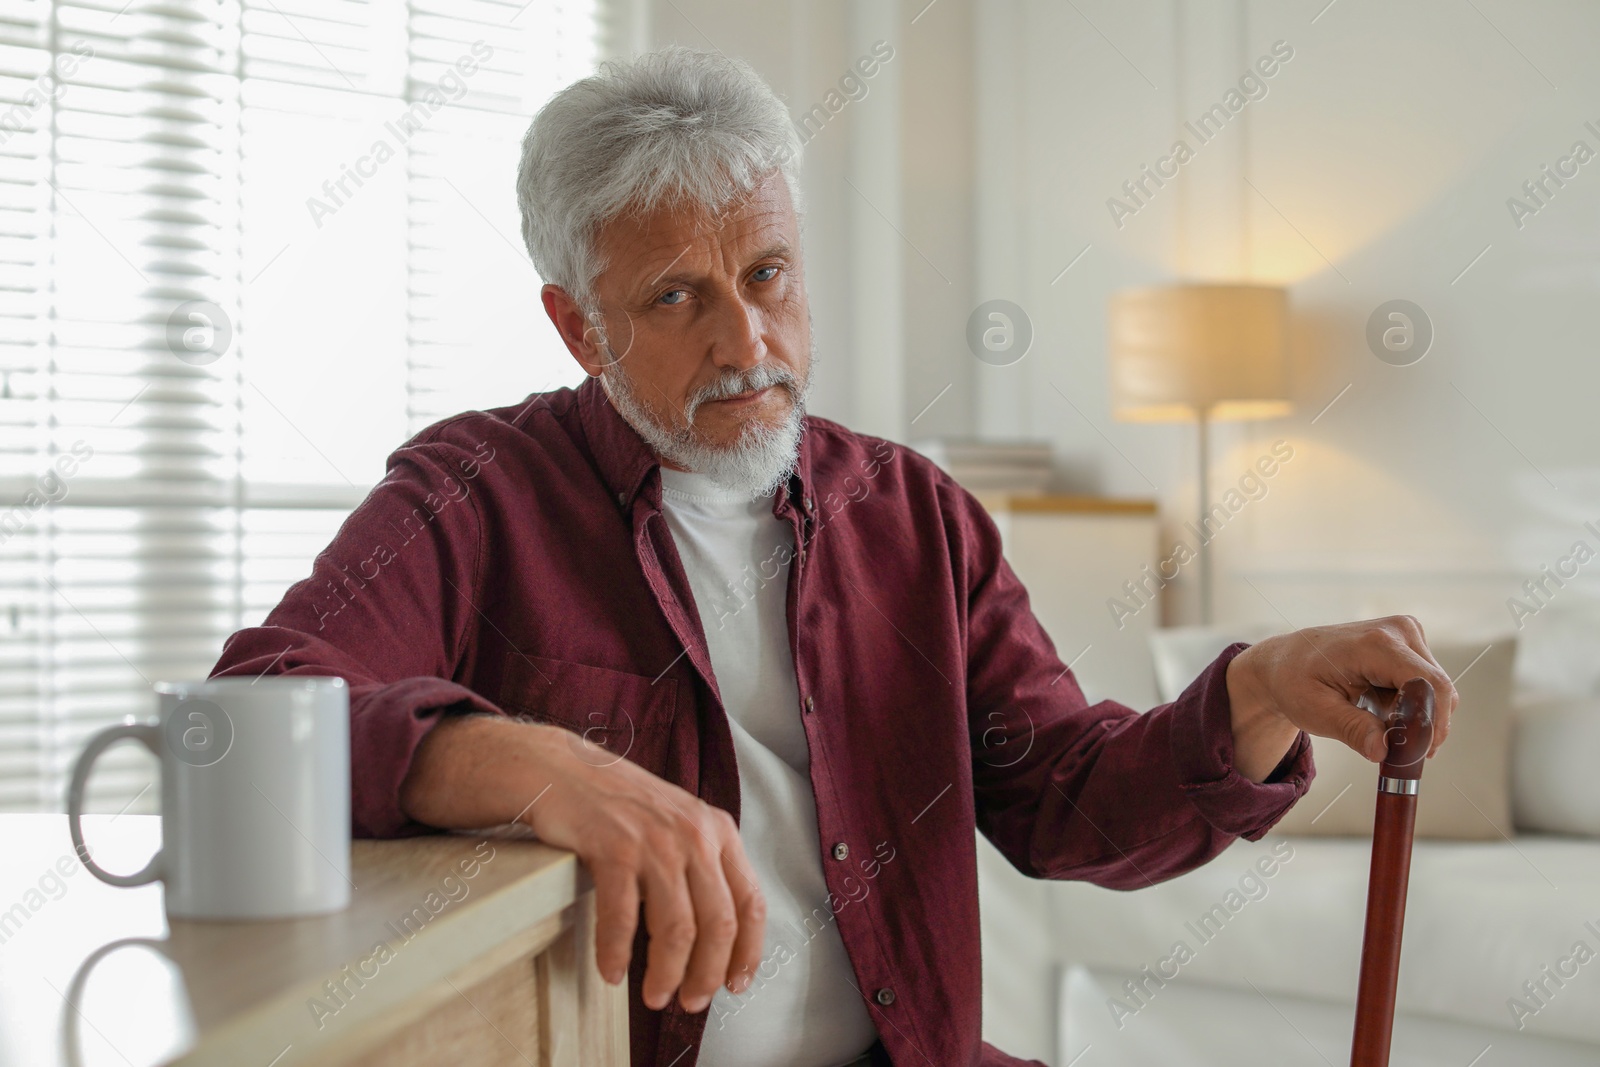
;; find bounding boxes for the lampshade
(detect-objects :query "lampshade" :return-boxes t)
[1108,284,1291,422]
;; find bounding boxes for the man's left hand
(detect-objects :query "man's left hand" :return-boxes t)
[1224,615,1459,783]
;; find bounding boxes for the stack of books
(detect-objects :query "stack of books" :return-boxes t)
[908,439,1055,493]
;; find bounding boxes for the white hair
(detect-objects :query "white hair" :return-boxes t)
[516,45,806,314]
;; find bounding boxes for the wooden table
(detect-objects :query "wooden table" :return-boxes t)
[0,814,627,1066]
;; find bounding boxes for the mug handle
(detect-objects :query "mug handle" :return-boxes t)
[67,718,163,887]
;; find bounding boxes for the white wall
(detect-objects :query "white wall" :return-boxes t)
[971,0,1600,695]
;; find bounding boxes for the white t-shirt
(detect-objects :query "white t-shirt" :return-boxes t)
[657,467,878,1067]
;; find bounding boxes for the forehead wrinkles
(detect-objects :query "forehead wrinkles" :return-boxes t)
[614,192,793,292]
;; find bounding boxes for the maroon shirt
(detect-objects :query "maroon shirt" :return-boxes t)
[210,375,1313,1066]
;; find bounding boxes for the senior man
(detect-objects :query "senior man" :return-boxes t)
[211,46,1456,1067]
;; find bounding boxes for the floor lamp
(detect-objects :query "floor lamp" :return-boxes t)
[1107,284,1291,625]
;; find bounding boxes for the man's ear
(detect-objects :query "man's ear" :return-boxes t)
[541,284,605,378]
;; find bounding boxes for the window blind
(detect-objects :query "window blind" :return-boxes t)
[0,0,599,814]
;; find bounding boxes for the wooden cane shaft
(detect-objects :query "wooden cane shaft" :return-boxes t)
[1350,790,1418,1067]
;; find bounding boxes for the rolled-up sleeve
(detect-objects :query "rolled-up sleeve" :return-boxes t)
[208,429,507,838]
[958,480,1315,890]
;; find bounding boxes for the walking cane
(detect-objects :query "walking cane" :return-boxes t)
[1349,677,1435,1067]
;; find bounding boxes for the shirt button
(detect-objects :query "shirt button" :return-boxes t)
[875,987,896,1006]
[803,695,814,713]
[832,842,849,861]
[803,496,813,511]
[616,492,626,507]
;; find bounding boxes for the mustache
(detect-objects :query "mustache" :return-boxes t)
[684,363,800,423]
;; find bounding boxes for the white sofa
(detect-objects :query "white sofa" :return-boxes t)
[1060,835,1600,1064]
[978,632,1600,1066]
[979,797,1600,1067]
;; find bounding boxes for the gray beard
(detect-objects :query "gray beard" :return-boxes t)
[600,349,811,501]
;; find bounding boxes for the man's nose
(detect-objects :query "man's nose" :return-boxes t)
[708,297,766,371]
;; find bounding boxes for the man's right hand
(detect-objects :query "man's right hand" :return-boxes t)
[398,712,766,1012]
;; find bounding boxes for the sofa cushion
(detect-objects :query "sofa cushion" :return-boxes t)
[1513,696,1600,836]
[1274,639,1517,839]
[1150,627,1517,839]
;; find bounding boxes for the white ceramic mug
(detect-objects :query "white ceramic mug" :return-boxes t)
[67,676,352,920]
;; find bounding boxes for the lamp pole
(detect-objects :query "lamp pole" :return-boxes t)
[1196,409,1213,625]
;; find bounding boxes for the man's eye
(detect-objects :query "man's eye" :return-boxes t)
[752,266,779,282]
[658,289,688,305]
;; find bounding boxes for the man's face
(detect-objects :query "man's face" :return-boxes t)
[560,171,811,458]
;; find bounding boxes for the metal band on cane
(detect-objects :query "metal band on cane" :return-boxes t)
[1377,776,1419,796]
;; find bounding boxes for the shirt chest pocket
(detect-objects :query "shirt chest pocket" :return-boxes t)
[497,654,678,775]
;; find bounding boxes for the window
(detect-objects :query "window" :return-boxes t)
[0,0,603,813]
